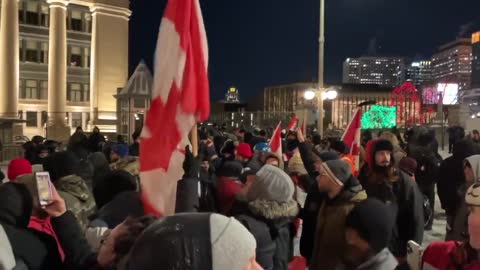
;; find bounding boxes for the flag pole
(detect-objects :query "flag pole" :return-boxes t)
[191,124,199,157]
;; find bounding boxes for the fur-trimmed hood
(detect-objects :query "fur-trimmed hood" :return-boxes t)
[248,199,299,220]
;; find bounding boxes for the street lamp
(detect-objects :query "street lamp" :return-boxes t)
[317,0,326,136]
[323,89,338,100]
[304,89,316,101]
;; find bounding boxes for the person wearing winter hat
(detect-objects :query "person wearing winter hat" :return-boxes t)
[110,143,140,178]
[232,165,299,270]
[309,159,367,270]
[7,158,32,181]
[342,199,398,270]
[216,160,245,215]
[329,139,356,175]
[422,183,480,269]
[123,213,262,270]
[358,139,424,259]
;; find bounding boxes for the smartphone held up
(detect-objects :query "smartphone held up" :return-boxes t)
[34,172,53,206]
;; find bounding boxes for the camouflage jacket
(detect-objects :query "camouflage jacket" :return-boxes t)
[55,175,96,231]
[110,156,140,177]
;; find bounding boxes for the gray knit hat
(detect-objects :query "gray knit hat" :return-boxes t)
[321,159,352,186]
[247,164,294,202]
[210,214,257,270]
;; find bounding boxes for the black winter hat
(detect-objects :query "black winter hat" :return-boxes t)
[346,199,395,253]
[330,140,348,154]
[216,160,243,178]
[372,139,393,153]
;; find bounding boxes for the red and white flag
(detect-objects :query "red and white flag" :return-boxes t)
[287,113,298,130]
[269,121,283,161]
[341,109,362,172]
[140,0,210,216]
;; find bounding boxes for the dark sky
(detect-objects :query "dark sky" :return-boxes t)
[129,0,480,102]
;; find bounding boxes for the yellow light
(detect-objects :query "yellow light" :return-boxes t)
[472,32,480,44]
[229,87,236,93]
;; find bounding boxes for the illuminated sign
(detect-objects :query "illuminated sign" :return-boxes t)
[422,83,459,105]
[229,87,237,93]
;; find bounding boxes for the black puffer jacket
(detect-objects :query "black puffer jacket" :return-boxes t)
[233,199,299,270]
[438,139,480,216]
[90,191,144,229]
[0,182,63,270]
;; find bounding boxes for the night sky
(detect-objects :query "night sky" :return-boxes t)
[129,0,480,102]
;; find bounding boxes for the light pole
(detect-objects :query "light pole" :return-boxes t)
[304,90,316,134]
[317,0,326,136]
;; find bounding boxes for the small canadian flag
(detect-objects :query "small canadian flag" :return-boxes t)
[269,121,283,162]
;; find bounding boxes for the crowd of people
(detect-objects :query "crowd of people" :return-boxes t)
[1,124,480,269]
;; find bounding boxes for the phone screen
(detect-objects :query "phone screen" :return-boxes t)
[35,172,52,206]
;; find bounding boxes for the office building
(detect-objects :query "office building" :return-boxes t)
[0,0,131,140]
[225,86,240,103]
[472,32,480,89]
[406,61,432,86]
[342,57,406,87]
[431,38,472,91]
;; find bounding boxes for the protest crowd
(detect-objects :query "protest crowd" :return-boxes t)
[2,122,480,270]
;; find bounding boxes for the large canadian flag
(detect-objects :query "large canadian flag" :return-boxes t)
[140,0,210,216]
[269,122,283,161]
[287,113,298,130]
[341,109,361,172]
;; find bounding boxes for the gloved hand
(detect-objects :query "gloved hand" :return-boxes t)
[183,146,203,179]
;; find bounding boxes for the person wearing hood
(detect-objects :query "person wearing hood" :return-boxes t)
[438,139,480,240]
[89,151,111,191]
[68,126,89,154]
[89,126,106,153]
[422,183,480,269]
[358,139,424,259]
[216,159,244,215]
[42,151,96,230]
[7,158,32,181]
[42,184,156,270]
[110,143,140,179]
[236,142,260,183]
[232,165,299,270]
[123,213,262,270]
[310,159,367,270]
[448,155,480,242]
[341,199,399,270]
[0,182,63,269]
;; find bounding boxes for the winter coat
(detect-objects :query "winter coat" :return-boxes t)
[336,248,398,270]
[310,187,368,270]
[129,142,139,157]
[51,211,98,270]
[422,241,480,270]
[88,132,106,153]
[438,140,480,216]
[0,182,63,270]
[360,171,424,257]
[90,191,144,229]
[0,224,16,270]
[110,156,140,178]
[408,145,441,190]
[176,176,201,213]
[28,216,65,261]
[69,132,89,152]
[216,176,243,215]
[449,155,480,241]
[299,186,326,262]
[234,199,299,270]
[55,174,96,230]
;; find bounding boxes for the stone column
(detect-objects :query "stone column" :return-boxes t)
[89,3,131,131]
[46,0,70,141]
[0,0,19,119]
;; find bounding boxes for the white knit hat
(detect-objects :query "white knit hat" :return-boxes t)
[466,183,480,206]
[210,214,256,270]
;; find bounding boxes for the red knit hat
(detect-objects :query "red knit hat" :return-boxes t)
[236,143,253,159]
[8,158,32,181]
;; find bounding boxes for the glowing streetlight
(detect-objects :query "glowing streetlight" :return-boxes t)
[322,89,338,100]
[304,89,316,100]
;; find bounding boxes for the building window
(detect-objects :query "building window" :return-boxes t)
[26,111,37,127]
[72,112,82,128]
[40,81,48,100]
[68,83,82,102]
[40,42,48,64]
[40,5,49,27]
[41,111,48,126]
[70,11,83,31]
[83,84,90,101]
[26,1,39,25]
[18,80,24,99]
[18,2,25,23]
[25,40,39,63]
[23,80,38,99]
[70,46,82,67]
